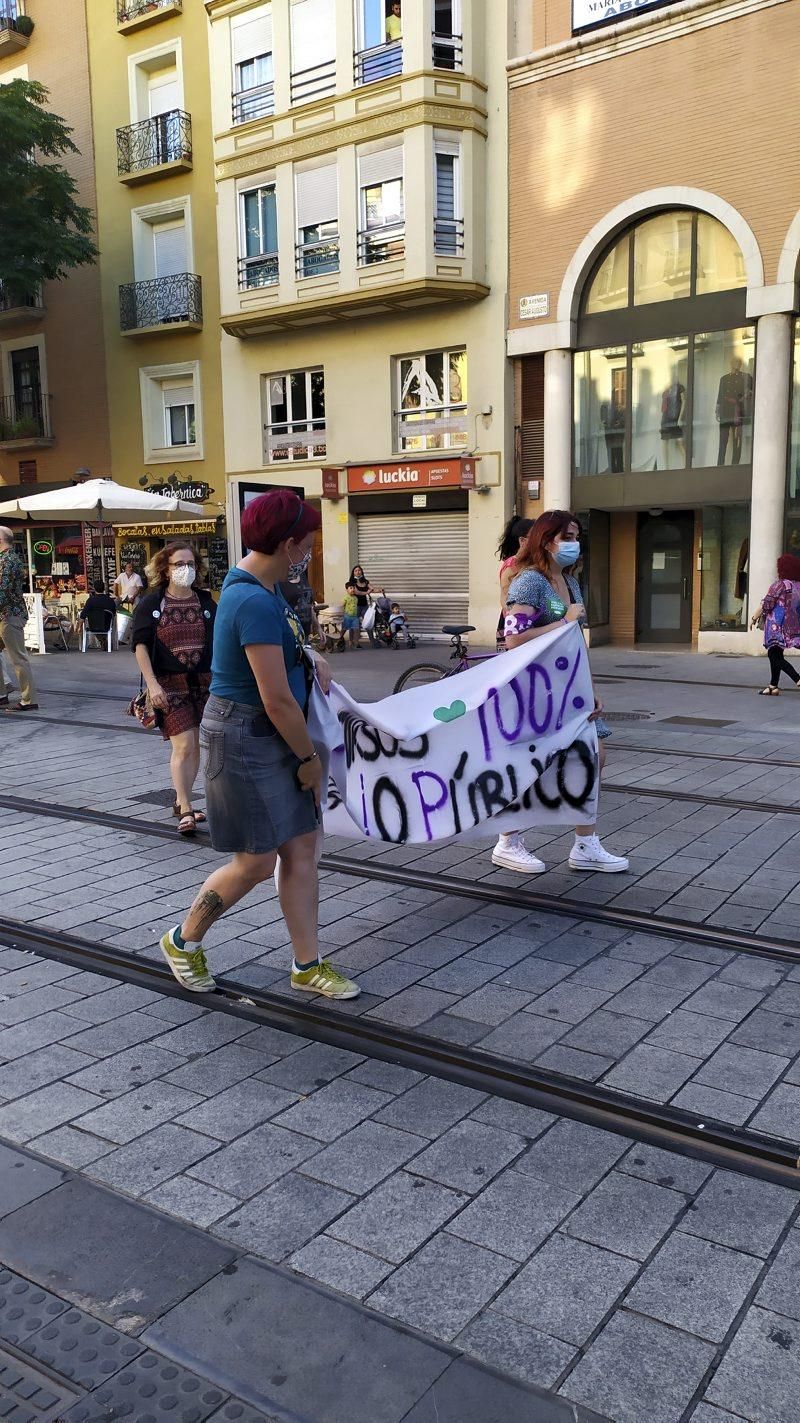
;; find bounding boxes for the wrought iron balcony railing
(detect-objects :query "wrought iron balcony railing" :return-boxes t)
[353,40,402,85]
[432,31,463,69]
[119,273,202,331]
[434,216,465,256]
[0,393,53,445]
[0,282,41,314]
[232,79,274,124]
[238,253,279,291]
[357,223,405,266]
[295,237,340,279]
[117,0,182,22]
[290,58,335,107]
[117,109,192,176]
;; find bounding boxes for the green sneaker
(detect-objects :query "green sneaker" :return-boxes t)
[159,928,216,993]
[291,959,360,1000]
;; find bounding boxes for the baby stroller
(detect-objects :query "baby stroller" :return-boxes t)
[318,604,348,652]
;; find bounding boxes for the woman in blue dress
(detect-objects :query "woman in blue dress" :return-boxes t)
[499,509,628,875]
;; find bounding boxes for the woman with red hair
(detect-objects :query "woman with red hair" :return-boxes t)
[157,488,360,1001]
[751,553,800,694]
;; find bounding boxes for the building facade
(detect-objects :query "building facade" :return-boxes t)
[205,0,522,639]
[0,0,112,538]
[507,0,800,650]
[86,0,228,586]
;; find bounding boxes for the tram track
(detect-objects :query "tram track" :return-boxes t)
[1,912,798,1190]
[613,744,800,771]
[2,791,798,966]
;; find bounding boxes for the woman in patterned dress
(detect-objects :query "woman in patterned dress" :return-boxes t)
[131,542,217,837]
[750,554,800,695]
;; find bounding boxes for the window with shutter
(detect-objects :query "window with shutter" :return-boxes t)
[232,7,274,122]
[290,0,335,104]
[395,348,468,451]
[239,186,279,289]
[263,368,326,463]
[295,165,339,277]
[434,147,462,255]
[162,382,196,447]
[358,147,404,264]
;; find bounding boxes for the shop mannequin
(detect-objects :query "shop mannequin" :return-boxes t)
[600,397,625,473]
[660,368,686,469]
[716,356,753,465]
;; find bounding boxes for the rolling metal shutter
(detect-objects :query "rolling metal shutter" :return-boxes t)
[357,510,469,638]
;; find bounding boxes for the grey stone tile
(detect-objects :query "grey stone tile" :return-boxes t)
[235,1023,310,1057]
[561,1310,715,1423]
[88,1124,217,1195]
[0,984,84,1025]
[602,1044,697,1102]
[525,984,614,1026]
[690,1408,748,1423]
[289,1235,392,1300]
[58,983,162,1024]
[65,1044,186,1099]
[416,1013,487,1046]
[563,1009,651,1059]
[755,1229,800,1320]
[421,960,500,995]
[681,981,765,1022]
[642,957,718,991]
[448,1168,581,1262]
[494,1232,637,1345]
[495,959,574,993]
[164,1043,277,1095]
[568,958,643,992]
[410,1120,525,1195]
[398,937,474,969]
[718,957,786,991]
[148,1016,255,1055]
[731,1009,800,1058]
[272,1079,390,1144]
[0,1044,92,1100]
[604,981,693,1022]
[365,985,459,1027]
[680,1168,799,1257]
[30,1124,114,1169]
[144,1175,240,1228]
[672,1081,756,1126]
[748,1084,800,1142]
[189,1122,320,1197]
[467,935,545,969]
[762,983,800,1017]
[609,933,679,965]
[0,1010,92,1061]
[618,1143,713,1195]
[644,1009,734,1059]
[375,1078,485,1139]
[300,1120,426,1193]
[367,1232,516,1343]
[60,1011,172,1058]
[476,1013,565,1061]
[0,1142,64,1219]
[175,1078,299,1142]
[215,1172,354,1261]
[0,960,79,995]
[536,1044,614,1081]
[706,1306,800,1422]
[469,1098,555,1140]
[76,1080,203,1145]
[693,1042,789,1100]
[627,1231,762,1342]
[448,984,534,1025]
[329,1170,467,1263]
[564,1170,683,1261]
[0,1082,103,1143]
[345,1060,423,1095]
[514,1119,627,1194]
[256,1041,364,1094]
[455,1311,577,1391]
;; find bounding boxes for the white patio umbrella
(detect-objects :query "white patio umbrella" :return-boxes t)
[0,478,208,591]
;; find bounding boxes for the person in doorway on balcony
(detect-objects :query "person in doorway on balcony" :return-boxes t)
[751,554,800,695]
[386,0,402,41]
[350,565,377,647]
[0,526,38,712]
[132,542,216,838]
[158,489,359,1001]
[496,509,628,875]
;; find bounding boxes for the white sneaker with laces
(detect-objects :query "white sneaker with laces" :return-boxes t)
[491,837,546,874]
[569,834,629,873]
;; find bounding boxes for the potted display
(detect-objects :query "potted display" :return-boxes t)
[14,14,34,35]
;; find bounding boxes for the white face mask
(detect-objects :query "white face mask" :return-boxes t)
[171,565,196,588]
[288,547,312,579]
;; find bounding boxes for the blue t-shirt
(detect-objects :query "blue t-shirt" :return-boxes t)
[210,567,308,708]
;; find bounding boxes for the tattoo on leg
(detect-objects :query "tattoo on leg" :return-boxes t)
[189,889,225,938]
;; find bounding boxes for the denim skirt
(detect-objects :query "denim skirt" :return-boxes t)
[200,694,319,855]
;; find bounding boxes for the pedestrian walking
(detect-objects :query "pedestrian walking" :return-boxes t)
[498,509,628,875]
[491,516,535,865]
[131,542,216,837]
[751,553,800,694]
[350,565,377,647]
[158,489,360,999]
[0,525,38,711]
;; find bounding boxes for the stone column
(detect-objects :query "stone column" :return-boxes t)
[748,312,793,617]
[543,348,573,510]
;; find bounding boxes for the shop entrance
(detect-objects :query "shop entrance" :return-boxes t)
[636,511,694,643]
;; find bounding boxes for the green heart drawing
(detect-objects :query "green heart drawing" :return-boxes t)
[434,700,467,723]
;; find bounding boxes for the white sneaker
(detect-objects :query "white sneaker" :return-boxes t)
[569,834,629,873]
[491,839,546,874]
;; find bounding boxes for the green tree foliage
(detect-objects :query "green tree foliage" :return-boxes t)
[0,79,98,295]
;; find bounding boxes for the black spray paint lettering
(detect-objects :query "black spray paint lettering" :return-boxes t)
[339,712,429,769]
[478,650,584,759]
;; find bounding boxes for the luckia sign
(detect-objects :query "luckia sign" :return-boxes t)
[573,0,680,33]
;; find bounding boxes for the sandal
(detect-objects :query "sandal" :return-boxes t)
[758,686,780,696]
[192,809,207,825]
[177,812,197,837]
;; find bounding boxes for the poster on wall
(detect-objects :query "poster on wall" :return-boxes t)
[573,0,680,32]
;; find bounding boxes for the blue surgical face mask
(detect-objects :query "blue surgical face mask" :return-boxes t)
[554,540,581,568]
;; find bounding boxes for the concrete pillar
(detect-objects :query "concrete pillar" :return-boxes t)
[748,312,793,615]
[543,348,572,511]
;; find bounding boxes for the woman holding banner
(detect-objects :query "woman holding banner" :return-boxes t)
[495,510,628,875]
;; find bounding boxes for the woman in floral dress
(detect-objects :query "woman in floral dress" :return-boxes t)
[751,553,800,695]
[132,542,216,836]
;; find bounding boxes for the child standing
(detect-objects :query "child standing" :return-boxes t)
[342,581,361,649]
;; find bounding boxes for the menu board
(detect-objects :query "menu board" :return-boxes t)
[208,538,229,592]
[119,540,147,571]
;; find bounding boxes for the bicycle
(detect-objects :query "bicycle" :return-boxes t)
[393,624,493,693]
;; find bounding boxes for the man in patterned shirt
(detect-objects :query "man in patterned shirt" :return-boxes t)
[0,526,38,711]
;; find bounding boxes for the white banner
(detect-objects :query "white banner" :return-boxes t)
[311,622,599,844]
[572,0,678,31]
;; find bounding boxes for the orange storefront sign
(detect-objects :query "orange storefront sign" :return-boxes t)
[347,456,476,494]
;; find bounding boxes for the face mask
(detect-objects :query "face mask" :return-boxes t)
[288,547,312,579]
[554,541,581,568]
[171,565,196,588]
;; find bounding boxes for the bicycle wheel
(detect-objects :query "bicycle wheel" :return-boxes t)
[393,663,449,694]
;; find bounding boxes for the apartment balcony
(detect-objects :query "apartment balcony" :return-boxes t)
[0,394,54,450]
[353,40,402,86]
[238,254,279,292]
[116,0,182,34]
[357,223,405,267]
[295,237,340,280]
[232,79,274,126]
[0,4,31,56]
[119,273,202,334]
[117,110,192,184]
[0,284,44,330]
[434,217,465,257]
[290,59,336,107]
[432,31,463,69]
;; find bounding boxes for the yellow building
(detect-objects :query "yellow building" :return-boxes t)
[86,0,228,584]
[0,0,111,508]
[205,0,523,640]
